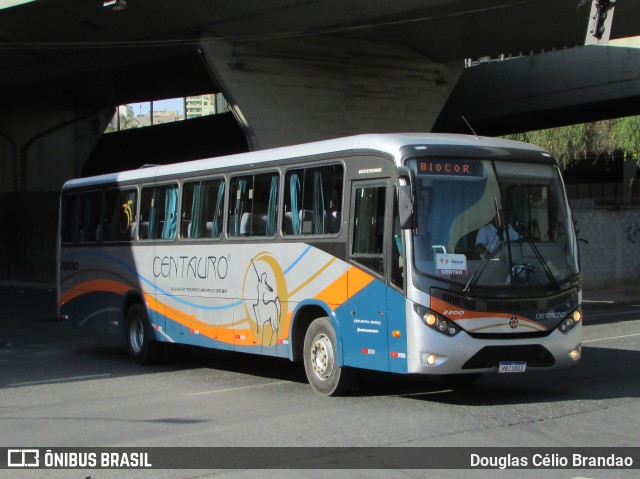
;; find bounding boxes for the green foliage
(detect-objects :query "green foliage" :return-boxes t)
[504,116,640,168]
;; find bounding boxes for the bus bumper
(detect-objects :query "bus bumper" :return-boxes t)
[406,322,582,375]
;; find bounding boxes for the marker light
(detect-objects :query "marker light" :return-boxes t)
[392,330,402,338]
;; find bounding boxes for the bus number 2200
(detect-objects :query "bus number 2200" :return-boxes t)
[60,261,80,271]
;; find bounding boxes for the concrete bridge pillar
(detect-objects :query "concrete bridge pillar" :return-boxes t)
[0,95,112,283]
[199,34,463,150]
[0,97,112,194]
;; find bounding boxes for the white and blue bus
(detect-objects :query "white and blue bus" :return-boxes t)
[58,134,582,395]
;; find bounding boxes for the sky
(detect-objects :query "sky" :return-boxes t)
[130,98,184,117]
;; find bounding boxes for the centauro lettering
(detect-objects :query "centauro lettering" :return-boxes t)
[153,255,229,280]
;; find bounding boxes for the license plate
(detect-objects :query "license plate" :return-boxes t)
[499,361,527,373]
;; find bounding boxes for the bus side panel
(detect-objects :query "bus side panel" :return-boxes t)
[148,243,351,360]
[59,247,140,336]
[335,270,408,374]
[387,287,408,374]
[337,273,390,372]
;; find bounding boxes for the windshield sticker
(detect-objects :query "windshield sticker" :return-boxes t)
[436,254,468,277]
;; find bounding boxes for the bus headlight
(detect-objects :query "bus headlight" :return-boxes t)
[558,307,582,334]
[415,305,461,337]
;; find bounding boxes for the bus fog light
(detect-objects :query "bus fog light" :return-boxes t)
[569,347,581,361]
[422,353,437,366]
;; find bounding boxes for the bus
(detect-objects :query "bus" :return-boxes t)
[57,133,582,396]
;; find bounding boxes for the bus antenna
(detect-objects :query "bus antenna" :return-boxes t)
[462,116,480,139]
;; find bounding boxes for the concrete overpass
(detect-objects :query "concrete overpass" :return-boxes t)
[434,37,640,136]
[1,0,640,283]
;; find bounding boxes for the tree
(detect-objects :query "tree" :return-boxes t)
[505,116,640,168]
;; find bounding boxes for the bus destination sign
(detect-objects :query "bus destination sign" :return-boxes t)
[417,159,483,177]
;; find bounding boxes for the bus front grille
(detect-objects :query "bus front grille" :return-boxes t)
[467,331,552,340]
[434,288,577,313]
[461,345,555,369]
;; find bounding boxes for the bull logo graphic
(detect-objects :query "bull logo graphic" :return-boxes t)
[509,317,519,329]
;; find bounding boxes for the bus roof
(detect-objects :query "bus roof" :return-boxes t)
[63,133,549,189]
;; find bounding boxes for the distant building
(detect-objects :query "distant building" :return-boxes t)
[186,94,230,119]
[107,104,136,131]
[186,95,216,119]
[107,93,230,133]
[136,110,183,127]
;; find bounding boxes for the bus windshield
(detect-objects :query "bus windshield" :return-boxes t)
[408,158,579,289]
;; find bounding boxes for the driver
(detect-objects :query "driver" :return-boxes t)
[475,212,520,257]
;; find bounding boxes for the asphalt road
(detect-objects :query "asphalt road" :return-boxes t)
[1,286,639,479]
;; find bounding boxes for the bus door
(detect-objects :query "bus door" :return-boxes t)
[345,180,391,371]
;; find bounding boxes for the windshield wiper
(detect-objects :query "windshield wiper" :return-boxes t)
[515,224,560,291]
[463,240,496,293]
[463,198,501,293]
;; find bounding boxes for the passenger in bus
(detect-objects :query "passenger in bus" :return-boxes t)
[475,213,520,257]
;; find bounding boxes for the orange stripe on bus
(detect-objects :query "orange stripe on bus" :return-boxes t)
[146,294,259,345]
[314,266,374,306]
[60,279,130,305]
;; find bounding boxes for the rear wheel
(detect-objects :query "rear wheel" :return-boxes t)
[126,304,163,365]
[303,317,355,396]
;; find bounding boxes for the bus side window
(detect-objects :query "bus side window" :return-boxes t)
[140,185,178,240]
[352,185,386,276]
[229,173,278,237]
[229,176,252,237]
[391,191,403,289]
[78,191,102,243]
[181,178,225,240]
[251,172,279,236]
[283,164,343,236]
[104,188,137,242]
[61,193,79,244]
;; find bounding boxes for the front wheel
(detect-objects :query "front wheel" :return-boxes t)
[126,304,163,365]
[303,317,355,396]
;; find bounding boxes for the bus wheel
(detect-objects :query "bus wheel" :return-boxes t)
[126,304,163,365]
[303,317,355,396]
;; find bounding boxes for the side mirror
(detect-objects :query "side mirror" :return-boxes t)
[397,166,415,230]
[398,184,414,230]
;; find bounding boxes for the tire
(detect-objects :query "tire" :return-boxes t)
[303,317,355,396]
[126,304,163,365]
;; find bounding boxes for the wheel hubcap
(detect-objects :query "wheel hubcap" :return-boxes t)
[310,333,334,380]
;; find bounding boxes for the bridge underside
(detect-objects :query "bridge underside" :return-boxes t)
[2,1,640,283]
[434,40,640,136]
